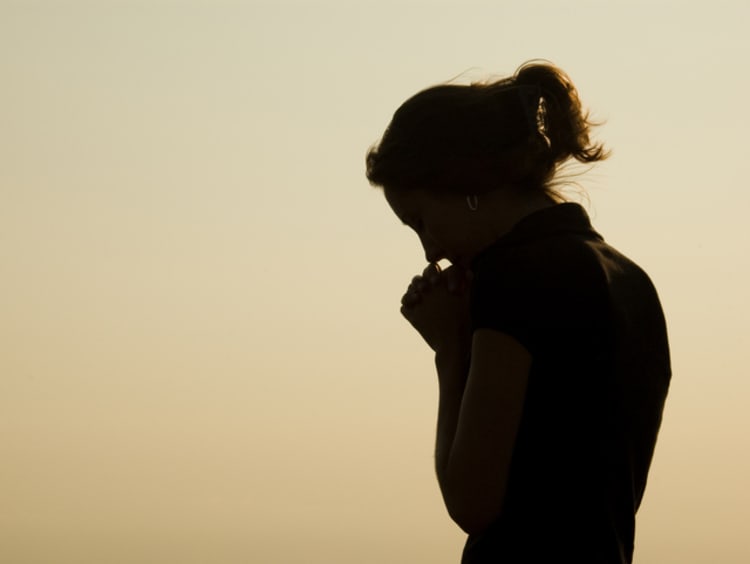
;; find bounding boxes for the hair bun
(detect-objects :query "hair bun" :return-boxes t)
[514,62,608,164]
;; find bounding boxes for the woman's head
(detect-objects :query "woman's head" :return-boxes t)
[366,61,608,199]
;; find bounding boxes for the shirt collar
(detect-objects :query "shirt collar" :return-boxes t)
[471,203,602,268]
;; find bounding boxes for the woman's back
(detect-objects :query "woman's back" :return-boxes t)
[465,203,671,562]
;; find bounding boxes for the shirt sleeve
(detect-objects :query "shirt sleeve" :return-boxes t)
[471,255,544,353]
[470,242,609,357]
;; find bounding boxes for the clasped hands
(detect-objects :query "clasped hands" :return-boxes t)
[400,263,473,354]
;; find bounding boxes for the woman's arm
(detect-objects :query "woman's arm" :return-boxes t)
[399,265,530,534]
[435,329,531,535]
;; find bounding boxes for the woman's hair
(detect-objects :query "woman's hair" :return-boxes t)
[366,61,608,197]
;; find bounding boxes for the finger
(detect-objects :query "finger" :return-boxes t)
[422,262,442,276]
[422,262,442,286]
[410,275,427,293]
[400,303,414,320]
[401,289,421,307]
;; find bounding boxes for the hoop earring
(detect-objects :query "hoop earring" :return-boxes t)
[466,195,478,211]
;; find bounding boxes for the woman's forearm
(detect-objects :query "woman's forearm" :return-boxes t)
[434,348,470,497]
[433,331,531,534]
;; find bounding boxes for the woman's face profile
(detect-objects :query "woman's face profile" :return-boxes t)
[384,187,466,266]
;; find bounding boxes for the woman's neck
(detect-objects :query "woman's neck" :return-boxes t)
[458,189,557,265]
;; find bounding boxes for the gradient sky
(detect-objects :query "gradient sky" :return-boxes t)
[2,2,749,563]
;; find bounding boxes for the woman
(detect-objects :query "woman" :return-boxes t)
[365,62,671,563]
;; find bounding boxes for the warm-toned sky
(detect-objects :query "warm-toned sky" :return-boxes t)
[2,2,749,563]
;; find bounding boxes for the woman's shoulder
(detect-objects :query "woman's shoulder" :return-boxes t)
[474,229,610,293]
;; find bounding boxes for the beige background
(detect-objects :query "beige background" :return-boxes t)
[2,1,748,562]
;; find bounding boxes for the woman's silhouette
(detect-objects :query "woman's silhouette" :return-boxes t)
[366,62,670,563]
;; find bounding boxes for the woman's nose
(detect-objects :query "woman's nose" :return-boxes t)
[419,233,442,263]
